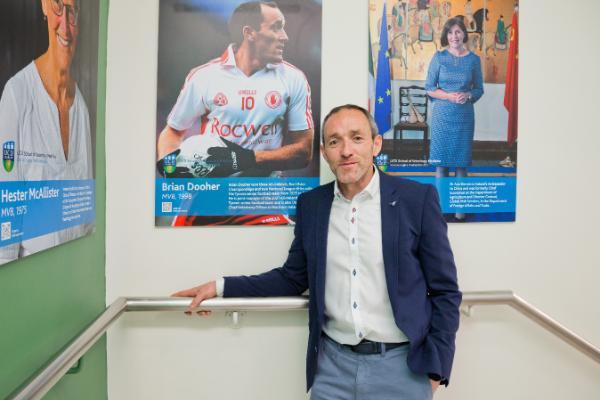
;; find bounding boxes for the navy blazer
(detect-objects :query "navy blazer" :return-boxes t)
[224,172,461,390]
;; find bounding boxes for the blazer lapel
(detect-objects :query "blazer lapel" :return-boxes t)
[315,184,333,322]
[380,173,400,293]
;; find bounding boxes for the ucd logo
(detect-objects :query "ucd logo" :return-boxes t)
[3,141,15,173]
[375,153,389,172]
[163,152,177,175]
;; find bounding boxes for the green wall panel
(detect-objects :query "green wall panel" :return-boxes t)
[0,0,109,398]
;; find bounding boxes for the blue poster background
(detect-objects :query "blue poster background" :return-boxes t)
[156,177,319,217]
[0,180,95,246]
[375,162,516,222]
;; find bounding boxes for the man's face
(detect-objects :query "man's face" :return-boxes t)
[253,5,288,64]
[321,109,382,190]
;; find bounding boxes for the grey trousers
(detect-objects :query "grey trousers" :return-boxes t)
[310,336,433,400]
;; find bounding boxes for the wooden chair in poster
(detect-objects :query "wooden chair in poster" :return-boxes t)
[393,85,429,160]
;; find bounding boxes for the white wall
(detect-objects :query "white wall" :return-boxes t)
[105,1,600,399]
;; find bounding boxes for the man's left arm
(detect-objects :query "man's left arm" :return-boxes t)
[254,128,313,170]
[418,185,462,386]
[253,67,314,171]
[206,68,314,173]
[205,129,313,174]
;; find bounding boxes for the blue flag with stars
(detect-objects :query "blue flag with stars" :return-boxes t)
[374,3,392,135]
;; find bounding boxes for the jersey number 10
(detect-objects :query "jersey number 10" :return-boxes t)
[241,96,255,110]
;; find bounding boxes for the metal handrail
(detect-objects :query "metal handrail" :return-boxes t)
[9,291,600,400]
[461,291,600,363]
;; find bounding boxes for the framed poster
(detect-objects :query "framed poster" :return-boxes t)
[155,0,322,226]
[0,0,99,265]
[369,0,518,222]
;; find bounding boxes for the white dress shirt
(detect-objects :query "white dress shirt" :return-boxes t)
[218,168,408,345]
[322,168,408,345]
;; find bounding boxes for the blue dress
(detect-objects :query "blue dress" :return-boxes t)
[425,50,483,167]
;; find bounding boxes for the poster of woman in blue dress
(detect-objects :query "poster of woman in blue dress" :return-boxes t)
[369,0,518,223]
[425,17,483,220]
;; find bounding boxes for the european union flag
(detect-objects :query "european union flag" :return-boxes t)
[374,3,392,135]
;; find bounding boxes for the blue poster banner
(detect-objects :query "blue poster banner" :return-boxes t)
[407,176,516,215]
[0,180,95,246]
[156,177,319,217]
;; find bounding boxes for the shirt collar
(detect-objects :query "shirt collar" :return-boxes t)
[221,44,280,71]
[334,166,380,201]
[221,45,237,68]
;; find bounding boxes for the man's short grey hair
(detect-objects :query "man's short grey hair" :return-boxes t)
[321,104,379,143]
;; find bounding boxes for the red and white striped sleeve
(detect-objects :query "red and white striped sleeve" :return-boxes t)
[283,62,313,132]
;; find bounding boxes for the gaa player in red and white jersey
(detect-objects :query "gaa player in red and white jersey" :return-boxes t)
[156,1,314,226]
[157,1,313,177]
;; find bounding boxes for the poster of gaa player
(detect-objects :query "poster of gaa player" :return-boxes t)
[369,0,518,222]
[0,0,99,266]
[155,0,322,226]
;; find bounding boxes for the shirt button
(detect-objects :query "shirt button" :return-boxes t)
[359,332,363,338]
[352,208,356,213]
[353,302,358,309]
[351,217,355,224]
[351,238,355,244]
[352,269,357,276]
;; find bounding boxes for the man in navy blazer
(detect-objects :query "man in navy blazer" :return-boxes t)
[174,104,461,399]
